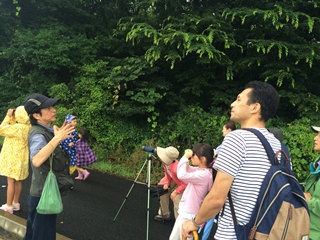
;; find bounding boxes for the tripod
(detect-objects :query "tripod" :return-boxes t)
[113,151,157,240]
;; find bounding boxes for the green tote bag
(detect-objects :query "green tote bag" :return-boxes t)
[36,154,63,214]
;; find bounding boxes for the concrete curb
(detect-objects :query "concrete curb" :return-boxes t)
[0,211,71,240]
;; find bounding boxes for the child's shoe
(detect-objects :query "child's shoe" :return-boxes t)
[75,174,83,180]
[12,203,20,211]
[154,213,171,222]
[83,170,90,180]
[0,204,14,214]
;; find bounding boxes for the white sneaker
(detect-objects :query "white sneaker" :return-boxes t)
[0,204,13,214]
[12,203,20,211]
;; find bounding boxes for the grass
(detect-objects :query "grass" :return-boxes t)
[91,160,136,179]
[90,159,163,184]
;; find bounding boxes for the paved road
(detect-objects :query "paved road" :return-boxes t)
[0,169,175,240]
[0,227,21,240]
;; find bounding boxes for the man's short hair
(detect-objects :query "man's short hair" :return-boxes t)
[245,81,279,122]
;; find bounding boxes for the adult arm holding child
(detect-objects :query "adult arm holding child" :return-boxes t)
[31,124,74,167]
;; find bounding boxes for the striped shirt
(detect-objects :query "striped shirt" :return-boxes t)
[213,128,281,239]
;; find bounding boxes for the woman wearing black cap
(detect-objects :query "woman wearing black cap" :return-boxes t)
[23,93,74,240]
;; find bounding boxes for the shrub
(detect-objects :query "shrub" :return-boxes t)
[284,118,317,182]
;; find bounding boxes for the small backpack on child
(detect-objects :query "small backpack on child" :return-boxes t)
[226,128,310,240]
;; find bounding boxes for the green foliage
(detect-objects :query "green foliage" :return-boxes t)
[5,25,95,71]
[118,0,320,121]
[0,0,320,182]
[49,83,72,103]
[284,118,318,182]
[278,89,320,122]
[156,106,229,150]
[0,0,19,45]
[122,11,237,72]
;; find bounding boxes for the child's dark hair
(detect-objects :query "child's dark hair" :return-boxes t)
[192,143,217,181]
[225,121,236,131]
[78,127,90,142]
[192,143,214,167]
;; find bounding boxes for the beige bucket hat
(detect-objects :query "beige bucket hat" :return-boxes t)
[156,146,179,165]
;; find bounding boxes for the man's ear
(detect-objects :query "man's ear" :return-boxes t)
[251,102,261,113]
[32,112,41,120]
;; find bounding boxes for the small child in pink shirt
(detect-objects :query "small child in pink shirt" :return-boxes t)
[169,143,215,240]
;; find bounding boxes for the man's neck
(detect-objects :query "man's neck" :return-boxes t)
[240,119,265,129]
[37,120,52,127]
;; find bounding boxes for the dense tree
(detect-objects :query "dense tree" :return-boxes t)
[0,0,319,181]
[120,0,320,121]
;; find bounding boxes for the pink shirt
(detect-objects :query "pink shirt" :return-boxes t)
[177,156,213,216]
[158,160,188,194]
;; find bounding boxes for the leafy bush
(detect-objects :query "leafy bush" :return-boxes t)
[92,113,318,183]
[153,106,228,153]
[284,118,318,182]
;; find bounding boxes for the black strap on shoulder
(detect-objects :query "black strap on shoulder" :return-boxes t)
[228,191,237,225]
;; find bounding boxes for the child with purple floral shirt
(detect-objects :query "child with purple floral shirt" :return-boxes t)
[75,127,97,180]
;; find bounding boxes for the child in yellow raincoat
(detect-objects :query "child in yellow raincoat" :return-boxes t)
[0,106,31,213]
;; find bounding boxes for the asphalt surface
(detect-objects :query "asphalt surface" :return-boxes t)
[0,169,176,240]
[0,227,21,240]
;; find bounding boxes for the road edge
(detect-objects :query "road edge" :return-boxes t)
[0,211,71,240]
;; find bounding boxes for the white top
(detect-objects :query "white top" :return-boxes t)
[213,128,281,239]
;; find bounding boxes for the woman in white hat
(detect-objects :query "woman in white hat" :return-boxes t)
[154,146,188,222]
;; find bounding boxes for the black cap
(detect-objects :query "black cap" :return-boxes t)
[24,94,60,114]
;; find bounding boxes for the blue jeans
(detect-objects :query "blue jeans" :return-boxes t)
[23,194,57,240]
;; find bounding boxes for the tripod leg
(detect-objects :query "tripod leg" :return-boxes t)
[113,158,148,222]
[152,162,167,222]
[146,158,151,240]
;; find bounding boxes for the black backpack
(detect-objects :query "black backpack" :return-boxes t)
[227,128,310,240]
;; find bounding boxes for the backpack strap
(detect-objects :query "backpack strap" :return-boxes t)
[279,143,291,168]
[243,128,290,166]
[228,191,237,225]
[226,128,290,226]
